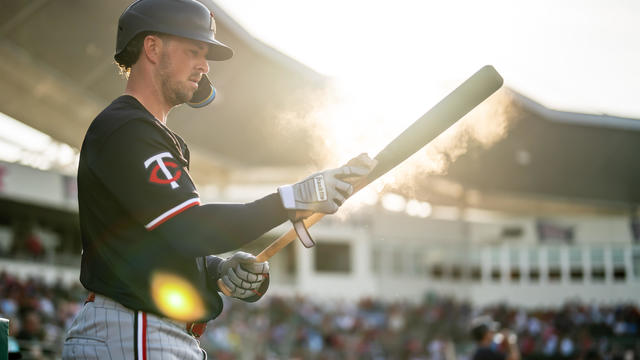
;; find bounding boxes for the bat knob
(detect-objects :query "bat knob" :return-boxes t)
[292,220,315,248]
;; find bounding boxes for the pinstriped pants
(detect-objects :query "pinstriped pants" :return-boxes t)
[62,294,207,360]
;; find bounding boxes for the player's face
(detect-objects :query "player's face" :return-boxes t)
[157,36,209,107]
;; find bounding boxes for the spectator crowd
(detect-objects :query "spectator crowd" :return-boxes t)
[0,272,638,360]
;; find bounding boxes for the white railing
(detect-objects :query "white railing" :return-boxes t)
[369,243,640,306]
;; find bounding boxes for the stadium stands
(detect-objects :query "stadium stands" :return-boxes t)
[1,272,637,359]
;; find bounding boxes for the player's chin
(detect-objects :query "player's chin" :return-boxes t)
[175,87,196,105]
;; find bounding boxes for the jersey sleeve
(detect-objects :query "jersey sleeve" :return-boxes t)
[88,119,200,230]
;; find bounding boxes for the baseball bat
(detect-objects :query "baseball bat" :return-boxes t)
[218,65,503,296]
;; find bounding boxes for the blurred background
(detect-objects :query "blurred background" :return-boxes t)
[0,0,639,359]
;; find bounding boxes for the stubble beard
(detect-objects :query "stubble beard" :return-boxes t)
[158,51,194,107]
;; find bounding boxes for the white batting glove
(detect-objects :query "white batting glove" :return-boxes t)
[218,252,269,299]
[278,153,377,216]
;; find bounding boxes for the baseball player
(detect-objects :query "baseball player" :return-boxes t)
[62,0,375,359]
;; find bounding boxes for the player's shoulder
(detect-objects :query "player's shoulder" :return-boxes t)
[90,95,159,136]
[84,95,166,149]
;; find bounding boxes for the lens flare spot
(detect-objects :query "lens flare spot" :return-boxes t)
[150,271,207,321]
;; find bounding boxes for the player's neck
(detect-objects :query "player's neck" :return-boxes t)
[124,69,172,124]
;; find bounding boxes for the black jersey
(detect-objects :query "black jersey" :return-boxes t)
[78,95,287,320]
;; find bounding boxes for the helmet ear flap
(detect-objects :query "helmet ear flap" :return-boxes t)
[187,74,216,108]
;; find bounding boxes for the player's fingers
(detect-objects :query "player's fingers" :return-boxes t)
[222,275,252,298]
[233,288,252,299]
[221,275,237,293]
[334,180,354,198]
[227,268,261,290]
[239,260,269,276]
[346,153,377,169]
[335,165,370,179]
[235,265,265,283]
[332,191,346,207]
[227,268,253,289]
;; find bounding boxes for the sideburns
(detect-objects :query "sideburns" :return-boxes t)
[158,50,180,106]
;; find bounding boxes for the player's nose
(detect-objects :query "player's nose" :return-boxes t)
[197,57,209,74]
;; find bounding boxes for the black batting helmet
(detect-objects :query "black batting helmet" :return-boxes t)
[115,0,233,61]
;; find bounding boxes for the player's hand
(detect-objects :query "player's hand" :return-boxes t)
[218,251,269,300]
[278,153,377,219]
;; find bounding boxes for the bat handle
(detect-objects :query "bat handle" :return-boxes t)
[216,213,326,296]
[285,177,370,249]
[217,178,369,296]
[217,278,232,296]
[260,213,326,260]
[292,220,316,248]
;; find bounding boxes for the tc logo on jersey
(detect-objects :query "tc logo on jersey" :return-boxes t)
[144,152,182,189]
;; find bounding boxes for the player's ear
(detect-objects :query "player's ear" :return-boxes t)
[142,34,163,64]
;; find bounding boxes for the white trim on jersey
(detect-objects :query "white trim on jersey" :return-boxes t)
[136,311,147,360]
[145,197,201,230]
[278,185,295,209]
[134,311,147,360]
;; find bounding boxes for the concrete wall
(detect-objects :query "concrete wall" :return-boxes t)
[0,160,77,210]
[271,210,640,307]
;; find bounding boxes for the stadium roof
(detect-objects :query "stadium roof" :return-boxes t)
[0,0,325,183]
[418,91,640,212]
[0,1,638,212]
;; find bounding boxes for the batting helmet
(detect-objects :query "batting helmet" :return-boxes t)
[115,0,233,61]
[115,0,232,107]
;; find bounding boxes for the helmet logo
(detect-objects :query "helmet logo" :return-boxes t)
[210,11,217,34]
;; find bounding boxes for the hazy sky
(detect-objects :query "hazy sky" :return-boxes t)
[216,0,640,119]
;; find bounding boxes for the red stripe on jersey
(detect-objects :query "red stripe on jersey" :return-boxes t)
[142,312,147,360]
[145,198,201,231]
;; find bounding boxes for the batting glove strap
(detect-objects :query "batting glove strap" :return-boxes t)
[278,185,296,209]
[279,164,372,215]
[278,175,330,211]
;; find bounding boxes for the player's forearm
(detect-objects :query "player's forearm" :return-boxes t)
[155,193,288,256]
